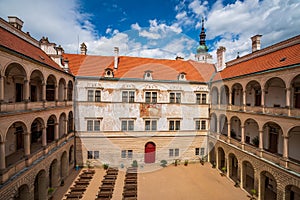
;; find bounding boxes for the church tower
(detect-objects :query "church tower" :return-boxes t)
[195,18,213,63]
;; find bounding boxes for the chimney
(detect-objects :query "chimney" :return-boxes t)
[216,46,226,72]
[8,16,23,30]
[251,35,262,52]
[63,59,69,72]
[80,43,87,55]
[114,47,119,69]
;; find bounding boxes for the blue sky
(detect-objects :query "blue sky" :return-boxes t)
[0,0,300,61]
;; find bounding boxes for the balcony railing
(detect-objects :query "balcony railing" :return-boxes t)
[264,107,289,116]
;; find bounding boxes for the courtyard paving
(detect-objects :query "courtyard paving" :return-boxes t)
[53,162,249,200]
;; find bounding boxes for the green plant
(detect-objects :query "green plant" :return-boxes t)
[252,136,259,147]
[221,166,227,176]
[160,160,167,167]
[184,160,189,166]
[174,159,179,166]
[251,189,257,196]
[132,160,138,168]
[48,187,54,195]
[103,163,109,170]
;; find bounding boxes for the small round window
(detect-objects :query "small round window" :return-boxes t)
[146,72,151,77]
[181,74,185,79]
[106,71,111,76]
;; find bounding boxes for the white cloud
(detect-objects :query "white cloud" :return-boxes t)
[188,0,208,16]
[131,23,141,31]
[105,28,112,34]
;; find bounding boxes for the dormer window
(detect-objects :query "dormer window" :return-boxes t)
[105,68,114,78]
[144,70,153,80]
[178,72,186,81]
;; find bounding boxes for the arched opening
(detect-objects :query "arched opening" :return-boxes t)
[29,70,44,102]
[291,74,300,109]
[69,145,74,165]
[285,185,300,200]
[4,63,27,103]
[211,87,219,105]
[219,114,228,136]
[260,171,277,200]
[244,119,259,147]
[5,121,27,167]
[242,161,255,194]
[232,83,243,106]
[246,80,262,106]
[217,147,225,171]
[30,118,44,153]
[144,142,156,163]
[230,116,241,141]
[46,75,56,101]
[61,151,68,180]
[58,78,66,101]
[263,122,283,155]
[34,170,47,200]
[208,142,216,165]
[288,126,300,164]
[264,77,286,107]
[47,115,56,143]
[49,159,59,188]
[15,184,30,200]
[67,80,73,101]
[210,113,217,133]
[68,111,74,133]
[228,153,238,182]
[59,113,66,138]
[220,85,229,105]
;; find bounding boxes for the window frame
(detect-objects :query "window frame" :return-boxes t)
[144,119,157,131]
[95,90,101,102]
[88,90,94,101]
[196,93,207,104]
[169,92,181,103]
[121,119,135,131]
[145,91,158,103]
[169,119,181,131]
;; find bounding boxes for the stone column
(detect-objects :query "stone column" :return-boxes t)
[42,82,46,101]
[283,136,289,159]
[24,132,31,156]
[241,125,245,150]
[227,122,231,142]
[54,85,58,102]
[64,87,68,101]
[64,119,68,136]
[42,127,47,147]
[261,88,265,113]
[24,79,30,102]
[54,123,59,140]
[259,129,264,157]
[0,141,6,169]
[286,87,291,116]
[0,76,4,102]
[229,91,232,110]
[243,90,246,111]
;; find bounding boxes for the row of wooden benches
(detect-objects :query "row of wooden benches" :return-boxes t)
[122,167,138,200]
[96,168,119,200]
[64,169,95,200]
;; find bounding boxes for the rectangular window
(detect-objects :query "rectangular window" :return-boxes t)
[87,151,93,159]
[145,91,157,103]
[200,148,205,156]
[145,119,157,131]
[122,91,128,102]
[87,120,93,131]
[121,120,134,131]
[195,120,200,130]
[169,149,174,157]
[121,150,126,158]
[175,148,179,156]
[122,91,135,103]
[88,90,94,101]
[94,120,100,131]
[169,120,180,131]
[94,151,99,159]
[195,148,200,155]
[201,120,206,130]
[196,93,207,104]
[95,90,101,102]
[170,92,181,103]
[128,150,133,158]
[129,91,135,103]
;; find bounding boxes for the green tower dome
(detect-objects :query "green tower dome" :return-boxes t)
[197,44,208,53]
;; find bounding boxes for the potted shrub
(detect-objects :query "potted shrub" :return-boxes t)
[103,163,109,170]
[184,160,189,166]
[250,189,257,199]
[174,159,179,166]
[199,157,205,165]
[160,160,167,167]
[132,160,138,168]
[221,166,227,176]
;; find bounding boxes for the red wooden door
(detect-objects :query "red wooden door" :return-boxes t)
[145,142,156,163]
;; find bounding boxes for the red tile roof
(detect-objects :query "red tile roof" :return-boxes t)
[64,54,215,82]
[214,37,300,81]
[0,27,64,72]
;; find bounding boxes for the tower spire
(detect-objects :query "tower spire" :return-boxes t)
[199,17,206,46]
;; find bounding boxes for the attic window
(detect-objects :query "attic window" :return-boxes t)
[280,57,286,62]
[178,72,186,81]
[144,70,153,80]
[104,68,114,78]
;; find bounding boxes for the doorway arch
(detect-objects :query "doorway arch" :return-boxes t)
[144,142,156,163]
